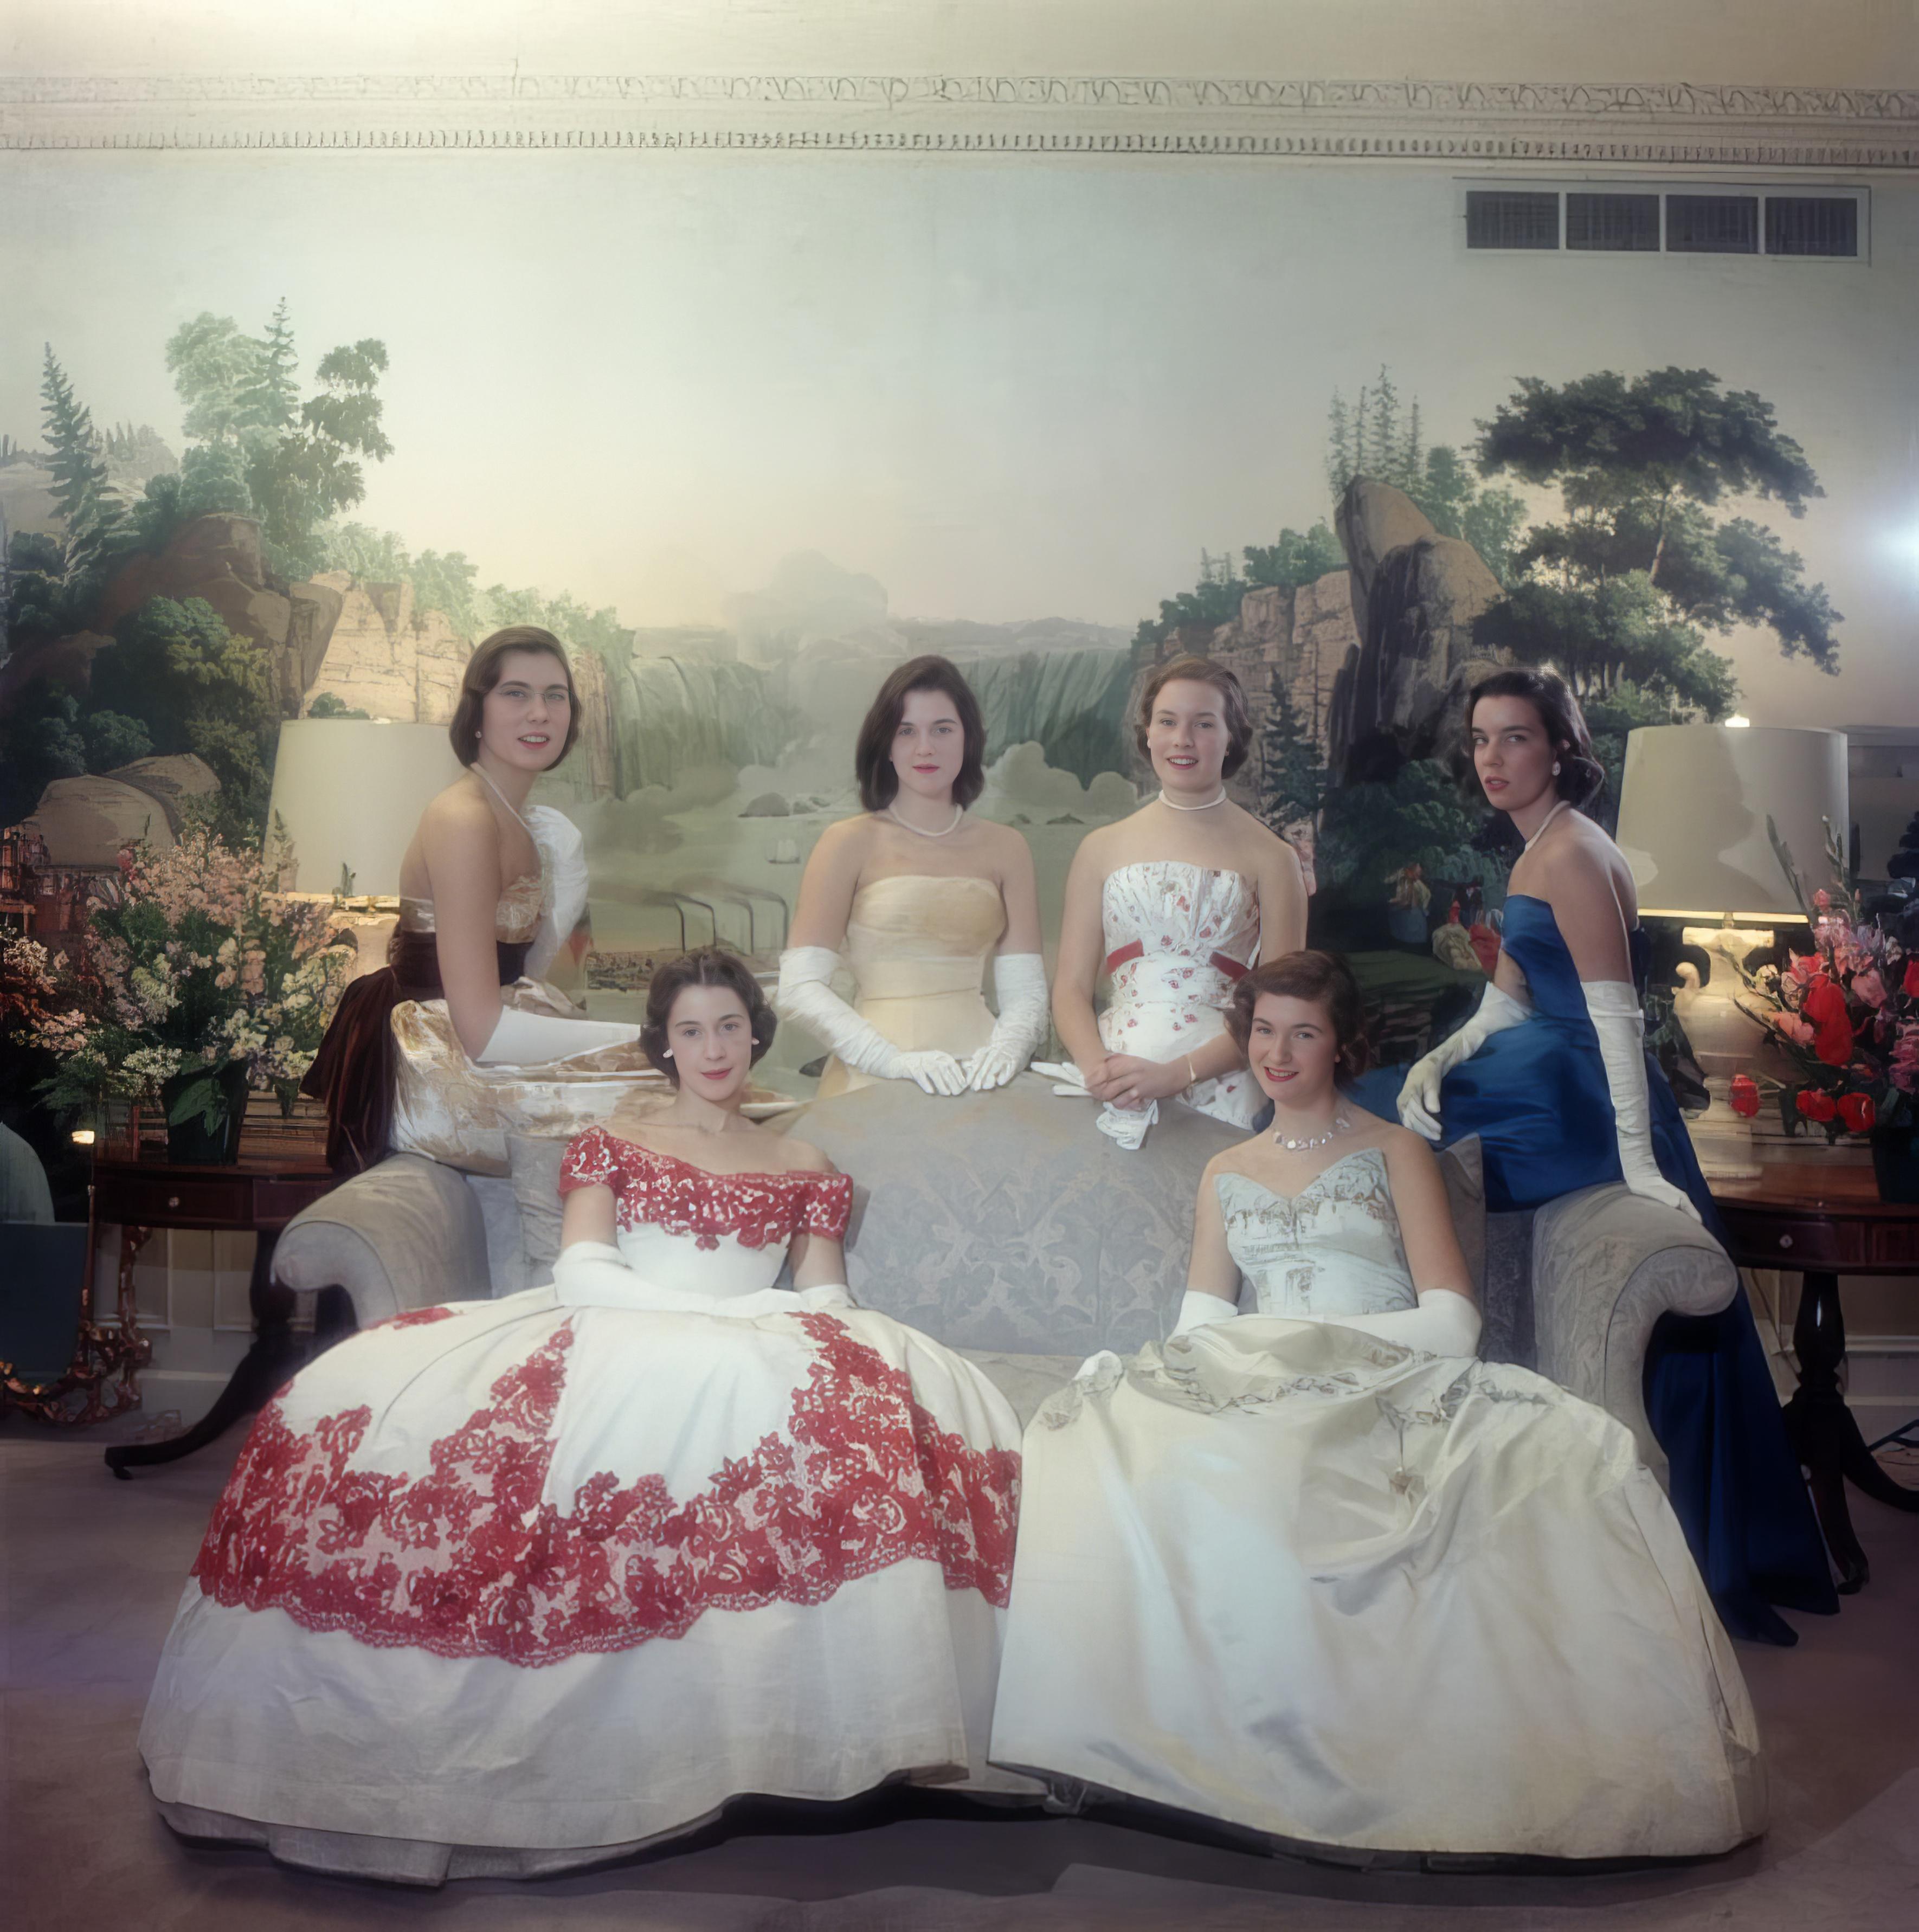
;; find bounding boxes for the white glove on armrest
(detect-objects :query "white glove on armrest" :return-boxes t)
[1583,980,1702,1223]
[775,946,967,1096]
[552,1240,640,1307]
[477,1003,641,1066]
[1332,1289,1483,1358]
[1398,981,1533,1141]
[1171,1290,1239,1335]
[966,952,1049,1090]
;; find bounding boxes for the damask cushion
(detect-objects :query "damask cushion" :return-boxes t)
[505,1132,568,1280]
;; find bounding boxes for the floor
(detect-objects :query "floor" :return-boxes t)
[7,1419,1919,1932]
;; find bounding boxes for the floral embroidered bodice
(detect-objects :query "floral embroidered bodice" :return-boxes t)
[560,1124,853,1298]
[1098,861,1260,1053]
[1215,1147,1419,1321]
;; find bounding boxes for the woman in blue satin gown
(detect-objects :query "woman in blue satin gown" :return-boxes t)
[1349,668,1834,1646]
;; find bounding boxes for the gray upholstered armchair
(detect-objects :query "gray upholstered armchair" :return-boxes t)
[272,1078,1737,1478]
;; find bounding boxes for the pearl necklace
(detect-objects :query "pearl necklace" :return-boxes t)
[1522,797,1572,853]
[1158,787,1227,812]
[885,802,965,839]
[1273,1111,1351,1153]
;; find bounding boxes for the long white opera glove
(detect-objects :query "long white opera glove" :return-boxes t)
[1171,1290,1239,1335]
[1398,981,1533,1141]
[1328,1289,1483,1358]
[965,952,1050,1090]
[775,946,968,1096]
[1583,980,1703,1223]
[523,806,590,980]
[551,1240,639,1307]
[1029,1055,1156,1148]
[476,1003,641,1065]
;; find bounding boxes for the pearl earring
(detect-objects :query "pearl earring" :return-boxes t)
[661,1048,673,1058]
[1551,761,1561,776]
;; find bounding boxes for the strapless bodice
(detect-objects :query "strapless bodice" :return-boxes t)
[1100,861,1259,1009]
[398,871,545,943]
[1501,893,1651,1019]
[842,874,1007,1002]
[1215,1148,1419,1320]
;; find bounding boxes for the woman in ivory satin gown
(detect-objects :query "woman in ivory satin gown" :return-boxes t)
[776,655,1051,1099]
[1049,656,1307,1149]
[992,951,1766,1863]
[142,949,1024,1883]
[1344,667,1836,1647]
[302,626,662,1175]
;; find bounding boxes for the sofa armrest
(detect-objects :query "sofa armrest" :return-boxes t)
[272,1154,492,1327]
[1530,1182,1737,1485]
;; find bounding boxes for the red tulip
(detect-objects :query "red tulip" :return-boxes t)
[1728,1074,1762,1118]
[1837,1092,1877,1134]
[1802,978,1856,1067]
[1796,1089,1838,1123]
[1903,958,1919,1000]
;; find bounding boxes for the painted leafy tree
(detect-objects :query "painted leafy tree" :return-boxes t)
[1471,367,1839,716]
[160,301,392,576]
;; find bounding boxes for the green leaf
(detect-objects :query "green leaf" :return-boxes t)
[166,1075,223,1129]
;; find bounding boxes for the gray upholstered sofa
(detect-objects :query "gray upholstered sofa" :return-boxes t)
[273,1076,1737,1481]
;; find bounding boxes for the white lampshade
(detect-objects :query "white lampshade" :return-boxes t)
[1615,724,1849,919]
[264,720,463,896]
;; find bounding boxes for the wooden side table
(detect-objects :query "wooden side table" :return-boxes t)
[1711,1163,1919,1593]
[91,1152,340,1479]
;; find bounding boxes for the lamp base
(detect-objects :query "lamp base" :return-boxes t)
[1688,1080,1763,1183]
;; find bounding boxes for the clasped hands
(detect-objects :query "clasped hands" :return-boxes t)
[1072,1053,1191,1110]
[893,1043,1025,1097]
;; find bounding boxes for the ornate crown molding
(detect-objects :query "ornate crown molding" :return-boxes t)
[5,74,1917,168]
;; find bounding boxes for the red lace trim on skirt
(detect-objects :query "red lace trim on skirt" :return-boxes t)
[189,1312,1018,1666]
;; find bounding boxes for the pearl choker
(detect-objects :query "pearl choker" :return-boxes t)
[1158,787,1227,812]
[885,803,965,839]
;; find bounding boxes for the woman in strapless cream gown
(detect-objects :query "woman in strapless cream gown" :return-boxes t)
[1049,656,1308,1149]
[776,656,1050,1096]
[303,627,666,1175]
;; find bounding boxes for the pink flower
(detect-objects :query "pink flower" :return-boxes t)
[1853,969,1889,1009]
[1814,888,1832,910]
[1892,1026,1919,1094]
[1774,1012,1816,1047]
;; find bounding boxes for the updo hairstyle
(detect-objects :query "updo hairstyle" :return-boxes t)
[1134,656,1253,780]
[1460,667,1605,808]
[640,948,777,1085]
[853,655,988,812]
[1226,950,1373,1079]
[448,626,581,768]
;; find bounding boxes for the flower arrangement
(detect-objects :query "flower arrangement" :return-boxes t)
[16,826,356,1138]
[1730,819,1919,1147]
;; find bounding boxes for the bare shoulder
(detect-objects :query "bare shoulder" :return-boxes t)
[975,817,1033,862]
[421,779,492,834]
[773,1134,839,1177]
[1374,1119,1437,1164]
[811,814,877,861]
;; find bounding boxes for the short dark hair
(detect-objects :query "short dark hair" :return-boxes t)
[449,627,581,769]
[1460,667,1605,809]
[1226,950,1373,1079]
[640,948,777,1085]
[1135,656,1253,780]
[853,655,987,813]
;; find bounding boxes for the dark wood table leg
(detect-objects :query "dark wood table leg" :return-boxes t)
[105,1230,299,1479]
[1782,1268,1919,1594]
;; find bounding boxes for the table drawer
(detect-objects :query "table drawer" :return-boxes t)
[98,1171,252,1228]
[1724,1212,1860,1271]
[252,1177,337,1226]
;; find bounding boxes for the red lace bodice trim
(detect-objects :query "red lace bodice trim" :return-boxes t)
[190,1311,1019,1665]
[559,1124,852,1251]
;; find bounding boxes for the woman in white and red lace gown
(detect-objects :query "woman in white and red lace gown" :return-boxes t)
[139,949,1023,1884]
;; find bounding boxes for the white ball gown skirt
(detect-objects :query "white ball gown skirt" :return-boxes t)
[990,1316,1767,1862]
[139,1271,1025,1882]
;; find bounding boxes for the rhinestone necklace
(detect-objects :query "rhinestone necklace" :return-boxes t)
[1273,1111,1351,1153]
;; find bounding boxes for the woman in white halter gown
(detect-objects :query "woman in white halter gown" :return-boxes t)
[993,954,1765,1862]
